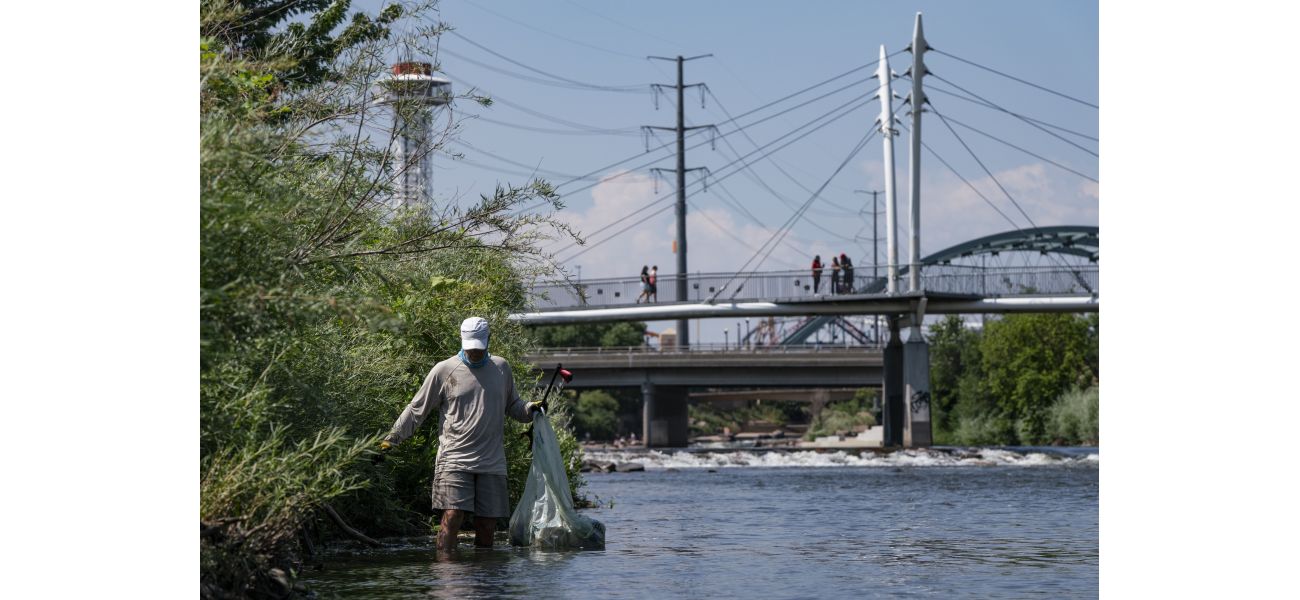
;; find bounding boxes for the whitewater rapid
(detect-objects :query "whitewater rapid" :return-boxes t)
[583,447,1099,470]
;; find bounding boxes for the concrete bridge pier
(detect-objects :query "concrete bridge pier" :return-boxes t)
[642,382,690,448]
[883,316,905,446]
[903,321,933,447]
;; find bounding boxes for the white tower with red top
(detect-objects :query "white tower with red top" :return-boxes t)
[378,62,451,215]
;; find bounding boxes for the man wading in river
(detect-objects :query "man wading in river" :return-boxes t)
[378,317,545,552]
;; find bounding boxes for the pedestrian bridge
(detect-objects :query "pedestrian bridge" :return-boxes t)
[515,226,1098,323]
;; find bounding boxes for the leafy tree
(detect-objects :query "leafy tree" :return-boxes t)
[200,0,410,89]
[980,314,1096,444]
[571,390,620,441]
[928,316,980,439]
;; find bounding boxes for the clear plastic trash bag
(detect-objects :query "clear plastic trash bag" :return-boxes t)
[509,414,605,550]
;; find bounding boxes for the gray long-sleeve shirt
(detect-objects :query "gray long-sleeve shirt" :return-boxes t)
[385,355,533,475]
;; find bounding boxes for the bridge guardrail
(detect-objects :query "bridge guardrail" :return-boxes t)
[528,344,884,355]
[526,266,1098,310]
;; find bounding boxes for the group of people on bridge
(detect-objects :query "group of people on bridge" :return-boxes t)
[811,253,856,295]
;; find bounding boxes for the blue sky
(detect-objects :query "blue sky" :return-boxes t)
[366,0,1098,342]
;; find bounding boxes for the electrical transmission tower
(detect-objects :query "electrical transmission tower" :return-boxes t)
[645,54,716,349]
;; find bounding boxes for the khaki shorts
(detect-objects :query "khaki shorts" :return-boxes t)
[432,470,510,518]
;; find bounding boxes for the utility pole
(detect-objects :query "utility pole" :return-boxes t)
[855,189,883,344]
[647,54,714,349]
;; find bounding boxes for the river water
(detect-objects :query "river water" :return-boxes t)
[303,447,1098,599]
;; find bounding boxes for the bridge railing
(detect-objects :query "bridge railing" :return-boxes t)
[526,265,1098,310]
[528,344,882,355]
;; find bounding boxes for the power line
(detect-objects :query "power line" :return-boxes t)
[710,131,860,240]
[545,65,875,191]
[458,0,647,60]
[446,30,645,91]
[707,87,876,218]
[559,92,872,249]
[555,94,873,260]
[685,197,804,270]
[444,70,643,134]
[450,139,601,181]
[931,48,1098,109]
[561,0,690,51]
[703,52,907,202]
[439,46,646,94]
[464,113,641,137]
[515,72,876,219]
[557,75,874,192]
[557,96,874,262]
[709,178,818,259]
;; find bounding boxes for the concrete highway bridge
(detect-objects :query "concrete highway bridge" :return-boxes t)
[526,347,881,446]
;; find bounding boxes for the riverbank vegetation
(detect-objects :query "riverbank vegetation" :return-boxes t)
[929,314,1099,446]
[200,2,585,597]
[804,390,878,440]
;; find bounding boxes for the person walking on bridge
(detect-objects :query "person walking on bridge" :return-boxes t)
[378,317,546,553]
[649,265,658,303]
[636,265,651,304]
[811,255,823,294]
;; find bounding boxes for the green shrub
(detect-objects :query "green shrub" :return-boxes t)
[1047,386,1099,445]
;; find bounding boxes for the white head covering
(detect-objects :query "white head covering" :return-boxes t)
[460,316,490,350]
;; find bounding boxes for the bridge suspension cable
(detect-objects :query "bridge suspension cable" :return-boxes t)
[931,48,1098,109]
[929,101,1042,229]
[900,111,1095,291]
[920,80,1098,142]
[927,73,1098,158]
[710,127,881,302]
[933,113,1098,183]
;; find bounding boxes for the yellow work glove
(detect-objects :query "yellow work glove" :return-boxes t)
[372,439,393,464]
